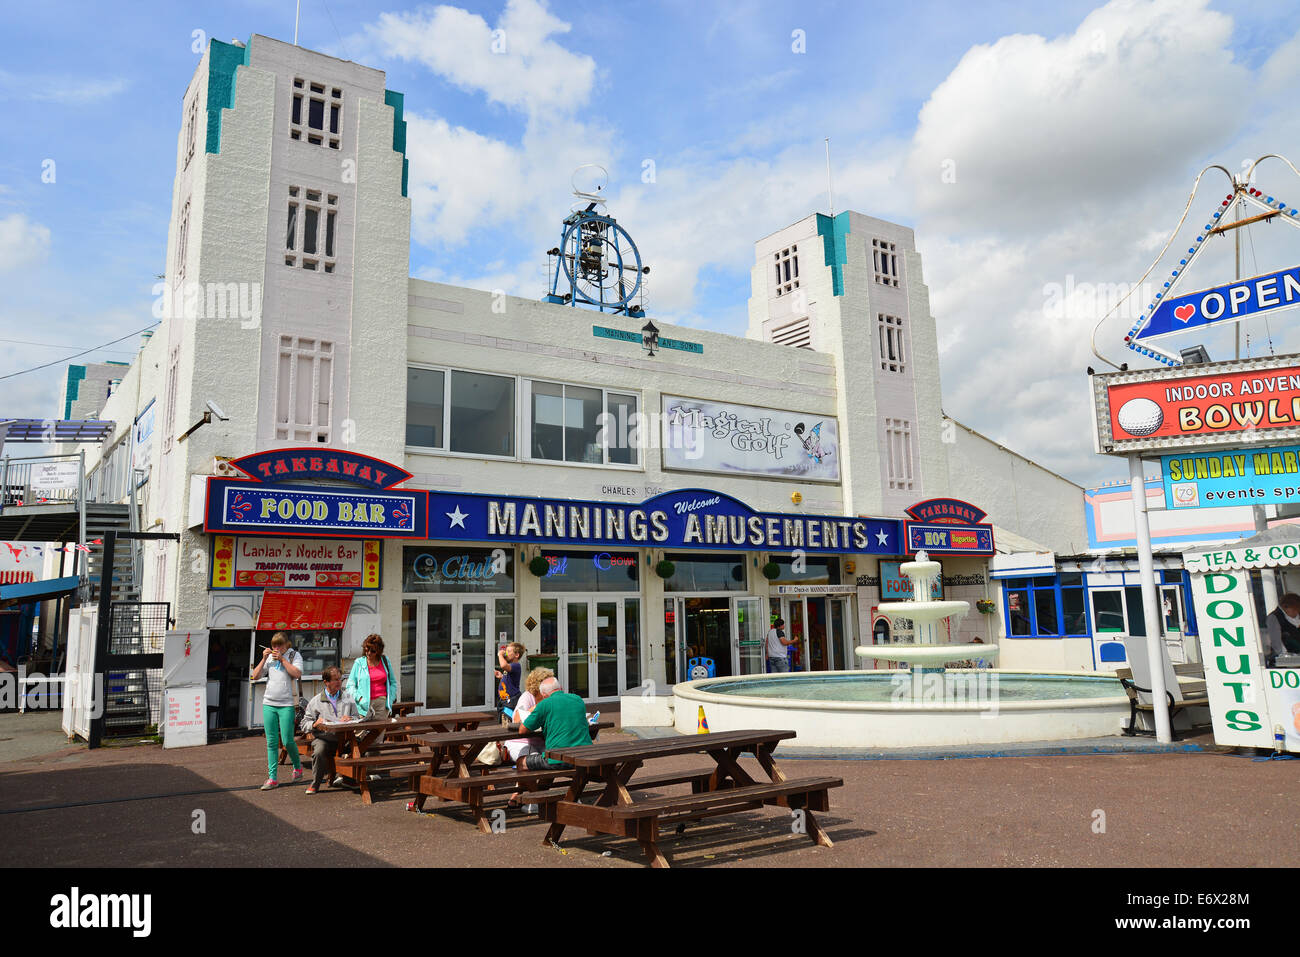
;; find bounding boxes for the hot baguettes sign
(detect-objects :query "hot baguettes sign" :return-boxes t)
[660,395,840,481]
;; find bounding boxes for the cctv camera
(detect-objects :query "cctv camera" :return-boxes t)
[205,400,229,421]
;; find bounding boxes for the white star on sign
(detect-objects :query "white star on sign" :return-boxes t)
[446,506,468,529]
[875,529,889,547]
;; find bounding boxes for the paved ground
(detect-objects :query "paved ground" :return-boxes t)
[1,713,1296,868]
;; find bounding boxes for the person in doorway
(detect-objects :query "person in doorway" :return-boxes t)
[1266,593,1300,664]
[519,676,591,772]
[346,633,399,721]
[766,618,797,673]
[300,665,358,793]
[250,632,304,790]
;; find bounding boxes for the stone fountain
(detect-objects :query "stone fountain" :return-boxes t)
[859,550,996,673]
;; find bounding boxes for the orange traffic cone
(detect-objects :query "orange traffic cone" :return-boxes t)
[696,705,709,734]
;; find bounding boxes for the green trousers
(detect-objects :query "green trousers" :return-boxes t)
[263,704,302,779]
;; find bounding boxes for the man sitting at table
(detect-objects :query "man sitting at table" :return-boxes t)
[300,666,359,794]
[518,676,591,771]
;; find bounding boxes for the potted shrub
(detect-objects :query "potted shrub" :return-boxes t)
[761,561,781,581]
[654,559,676,579]
[528,556,549,577]
[976,599,995,614]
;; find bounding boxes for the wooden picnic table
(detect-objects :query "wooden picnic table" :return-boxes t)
[540,729,843,868]
[409,722,615,830]
[320,710,497,804]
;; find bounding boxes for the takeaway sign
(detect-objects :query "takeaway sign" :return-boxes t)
[1133,264,1300,342]
[1092,354,1300,454]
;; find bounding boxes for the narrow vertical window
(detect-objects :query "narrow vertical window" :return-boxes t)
[303,207,318,254]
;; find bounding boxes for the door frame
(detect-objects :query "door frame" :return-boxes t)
[549,593,632,703]
[778,593,855,672]
[406,595,497,713]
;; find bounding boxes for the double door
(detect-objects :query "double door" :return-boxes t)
[401,597,509,712]
[539,597,640,702]
[779,595,854,672]
[666,596,765,682]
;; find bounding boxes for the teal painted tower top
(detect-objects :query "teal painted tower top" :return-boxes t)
[816,211,851,297]
[384,89,409,198]
[206,38,251,154]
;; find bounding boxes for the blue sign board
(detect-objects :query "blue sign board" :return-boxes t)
[204,479,427,538]
[1161,444,1300,508]
[427,488,899,555]
[903,522,994,555]
[1135,264,1300,341]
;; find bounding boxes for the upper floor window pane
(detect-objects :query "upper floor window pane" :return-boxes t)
[450,371,514,456]
[406,368,445,448]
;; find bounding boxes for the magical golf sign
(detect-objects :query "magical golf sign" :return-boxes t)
[1092,354,1300,454]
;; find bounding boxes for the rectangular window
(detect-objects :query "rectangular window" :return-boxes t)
[275,337,333,443]
[878,313,905,373]
[163,346,180,453]
[772,245,799,297]
[663,554,746,593]
[283,188,337,272]
[872,238,900,288]
[406,368,446,448]
[526,380,639,467]
[175,200,190,280]
[450,371,514,456]
[885,418,914,490]
[183,95,199,170]
[289,78,341,149]
[1005,574,1091,638]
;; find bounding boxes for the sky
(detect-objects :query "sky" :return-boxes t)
[5,0,1300,488]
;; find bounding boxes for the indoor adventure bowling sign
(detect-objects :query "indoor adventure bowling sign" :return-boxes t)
[426,488,900,555]
[1092,353,1300,454]
[1161,444,1300,508]
[205,479,426,538]
[1133,264,1300,343]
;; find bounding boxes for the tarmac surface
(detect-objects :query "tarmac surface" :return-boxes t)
[1,712,1296,868]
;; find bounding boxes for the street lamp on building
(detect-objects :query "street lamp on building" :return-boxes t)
[641,319,659,357]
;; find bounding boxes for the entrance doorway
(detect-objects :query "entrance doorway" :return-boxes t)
[778,595,854,672]
[665,596,764,682]
[537,596,640,702]
[400,597,504,712]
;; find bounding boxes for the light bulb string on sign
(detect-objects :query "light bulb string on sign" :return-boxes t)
[1089,163,1235,371]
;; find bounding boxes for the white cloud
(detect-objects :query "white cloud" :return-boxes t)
[0,69,128,103]
[366,0,595,117]
[0,213,51,273]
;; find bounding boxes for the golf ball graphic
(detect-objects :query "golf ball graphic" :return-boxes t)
[1117,397,1163,436]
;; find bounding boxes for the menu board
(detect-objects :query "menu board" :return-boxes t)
[256,590,354,631]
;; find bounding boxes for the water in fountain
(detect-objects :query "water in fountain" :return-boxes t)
[858,550,998,680]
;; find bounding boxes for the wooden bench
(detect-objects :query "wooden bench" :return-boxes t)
[566,776,843,867]
[1116,667,1210,738]
[334,753,439,804]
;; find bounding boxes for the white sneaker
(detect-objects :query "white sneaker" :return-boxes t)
[524,803,539,814]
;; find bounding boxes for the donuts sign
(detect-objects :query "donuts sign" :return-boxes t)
[1093,354,1300,453]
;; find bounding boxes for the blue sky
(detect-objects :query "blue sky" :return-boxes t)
[5,0,1300,485]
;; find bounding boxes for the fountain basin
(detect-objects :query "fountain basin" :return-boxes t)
[876,599,971,624]
[674,671,1130,748]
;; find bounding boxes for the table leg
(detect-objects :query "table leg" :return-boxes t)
[754,744,787,783]
[708,747,757,789]
[543,768,589,846]
[803,807,834,849]
[636,818,669,868]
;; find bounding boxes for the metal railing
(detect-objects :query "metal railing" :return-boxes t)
[0,451,85,509]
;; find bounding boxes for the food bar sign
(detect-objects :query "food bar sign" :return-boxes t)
[204,479,426,538]
[1092,355,1300,454]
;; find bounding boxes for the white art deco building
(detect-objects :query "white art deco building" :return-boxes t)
[71,35,1085,729]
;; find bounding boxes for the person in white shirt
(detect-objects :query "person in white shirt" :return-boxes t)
[766,618,797,672]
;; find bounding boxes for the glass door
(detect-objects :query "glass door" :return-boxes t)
[564,599,590,698]
[830,598,850,671]
[782,597,807,672]
[594,600,620,699]
[460,601,490,709]
[425,600,453,711]
[1160,584,1190,665]
[735,597,764,675]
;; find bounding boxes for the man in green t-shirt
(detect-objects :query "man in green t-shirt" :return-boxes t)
[520,676,591,769]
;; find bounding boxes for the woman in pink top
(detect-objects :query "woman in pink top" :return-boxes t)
[345,633,397,721]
